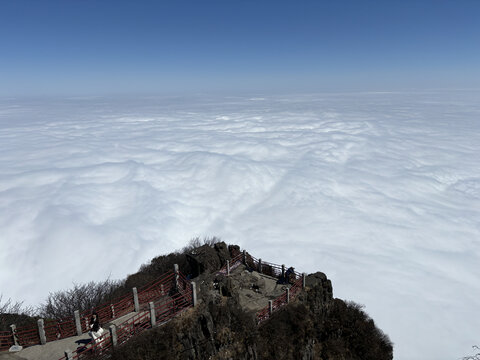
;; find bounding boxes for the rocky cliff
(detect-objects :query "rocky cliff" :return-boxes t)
[109,242,393,360]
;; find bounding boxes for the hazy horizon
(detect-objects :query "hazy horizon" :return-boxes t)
[2,1,480,96]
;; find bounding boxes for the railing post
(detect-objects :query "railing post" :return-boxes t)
[133,287,140,312]
[160,284,165,296]
[227,260,230,276]
[281,264,285,279]
[268,300,273,315]
[258,258,262,273]
[65,349,73,360]
[10,324,18,346]
[37,319,46,345]
[110,304,116,319]
[74,310,82,336]
[149,302,156,327]
[191,281,197,307]
[174,264,179,291]
[302,273,306,289]
[286,288,290,304]
[242,250,246,265]
[109,325,117,347]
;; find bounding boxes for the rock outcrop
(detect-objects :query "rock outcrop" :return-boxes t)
[110,242,393,360]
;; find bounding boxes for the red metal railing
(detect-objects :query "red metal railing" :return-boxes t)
[289,276,303,297]
[138,272,175,294]
[44,318,76,341]
[116,310,152,346]
[15,326,40,347]
[6,249,305,358]
[256,277,304,324]
[107,293,134,321]
[216,249,305,325]
[153,291,191,325]
[0,270,183,353]
[78,270,174,332]
[87,332,112,360]
[256,306,270,323]
[0,331,14,351]
[57,283,193,360]
[259,260,284,278]
[216,252,244,276]
[178,272,192,295]
[138,272,175,306]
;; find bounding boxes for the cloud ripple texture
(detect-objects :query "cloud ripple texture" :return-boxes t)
[0,91,479,360]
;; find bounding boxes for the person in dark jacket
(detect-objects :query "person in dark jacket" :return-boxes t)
[90,312,100,332]
[89,312,104,343]
[285,267,296,284]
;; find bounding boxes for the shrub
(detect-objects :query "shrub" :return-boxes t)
[319,299,393,360]
[0,295,36,331]
[38,279,120,320]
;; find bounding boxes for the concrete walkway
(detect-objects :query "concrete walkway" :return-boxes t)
[0,266,288,360]
[0,353,27,360]
[4,311,143,360]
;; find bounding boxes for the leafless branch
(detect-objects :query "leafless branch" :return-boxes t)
[463,345,480,360]
[38,279,121,319]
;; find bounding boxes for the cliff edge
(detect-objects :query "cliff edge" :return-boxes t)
[108,242,393,360]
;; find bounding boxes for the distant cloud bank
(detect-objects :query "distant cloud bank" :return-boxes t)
[0,91,479,360]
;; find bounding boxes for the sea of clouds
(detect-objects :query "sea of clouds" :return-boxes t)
[0,90,479,359]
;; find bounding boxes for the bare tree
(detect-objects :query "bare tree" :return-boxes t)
[463,346,480,360]
[203,236,222,247]
[0,296,23,315]
[38,279,120,320]
[0,295,35,331]
[182,236,222,253]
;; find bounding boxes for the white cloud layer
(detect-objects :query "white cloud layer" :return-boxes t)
[1,91,479,359]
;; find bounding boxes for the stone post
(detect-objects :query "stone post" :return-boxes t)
[242,250,246,265]
[258,258,262,273]
[10,324,18,346]
[74,310,82,336]
[174,264,179,291]
[302,273,306,289]
[133,287,140,312]
[227,260,230,276]
[191,281,197,307]
[65,350,73,360]
[149,302,156,327]
[37,319,46,345]
[268,300,273,315]
[286,288,290,304]
[109,325,118,347]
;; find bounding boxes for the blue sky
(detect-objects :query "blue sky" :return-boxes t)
[1,0,479,96]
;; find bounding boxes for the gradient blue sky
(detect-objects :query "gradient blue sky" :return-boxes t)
[1,0,479,96]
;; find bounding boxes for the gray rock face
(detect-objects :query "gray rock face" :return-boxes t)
[305,272,333,309]
[186,242,232,277]
[1,244,393,360]
[306,271,327,285]
[94,245,393,360]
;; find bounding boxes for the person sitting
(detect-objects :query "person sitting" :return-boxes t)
[88,312,104,344]
[285,267,296,284]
